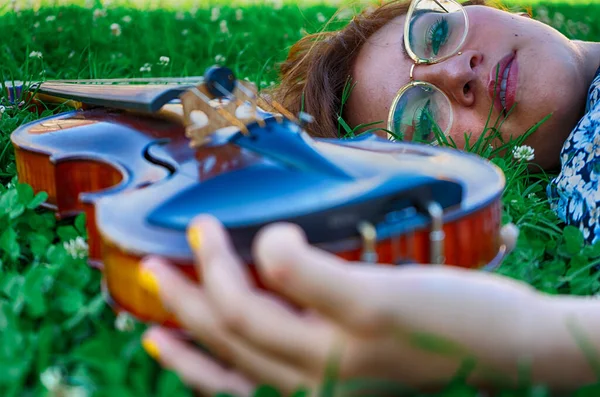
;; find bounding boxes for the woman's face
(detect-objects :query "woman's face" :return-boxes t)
[347,5,590,169]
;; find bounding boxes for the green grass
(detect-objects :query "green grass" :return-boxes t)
[0,1,600,396]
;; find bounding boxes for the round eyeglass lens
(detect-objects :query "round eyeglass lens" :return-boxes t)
[407,0,467,62]
[388,82,452,143]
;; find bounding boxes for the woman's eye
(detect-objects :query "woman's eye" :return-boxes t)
[413,100,433,142]
[426,17,449,56]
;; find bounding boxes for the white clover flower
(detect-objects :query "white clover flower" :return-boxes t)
[272,0,283,10]
[110,23,121,36]
[140,63,152,72]
[210,7,220,22]
[45,15,56,22]
[335,8,354,20]
[115,312,136,332]
[64,386,89,397]
[93,8,107,19]
[215,54,226,63]
[235,9,243,21]
[159,56,170,66]
[29,51,43,58]
[512,145,535,162]
[316,12,326,23]
[181,29,189,36]
[64,237,88,259]
[219,20,229,35]
[122,15,132,23]
[40,367,63,391]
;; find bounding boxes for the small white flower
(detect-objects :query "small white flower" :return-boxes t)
[235,9,243,21]
[29,51,43,58]
[140,63,152,72]
[68,50,76,59]
[181,29,189,36]
[64,237,89,259]
[110,23,121,36]
[316,12,326,23]
[512,145,535,162]
[215,54,226,63]
[115,312,136,332]
[64,386,89,397]
[40,367,62,391]
[0,105,5,115]
[335,8,354,20]
[159,56,170,66]
[33,21,40,28]
[210,7,220,22]
[121,15,132,23]
[219,20,229,35]
[45,15,56,22]
[93,8,107,19]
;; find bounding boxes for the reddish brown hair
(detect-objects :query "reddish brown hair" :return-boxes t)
[268,0,493,138]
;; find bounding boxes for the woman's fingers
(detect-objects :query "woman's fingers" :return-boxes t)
[142,326,255,397]
[186,215,339,372]
[140,256,314,394]
[251,222,397,335]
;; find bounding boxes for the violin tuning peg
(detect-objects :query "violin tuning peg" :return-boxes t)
[204,65,237,99]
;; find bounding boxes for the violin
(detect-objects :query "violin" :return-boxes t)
[8,67,507,328]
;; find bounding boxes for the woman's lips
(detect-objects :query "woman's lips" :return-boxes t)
[488,52,518,114]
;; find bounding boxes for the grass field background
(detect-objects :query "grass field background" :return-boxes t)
[1,0,600,396]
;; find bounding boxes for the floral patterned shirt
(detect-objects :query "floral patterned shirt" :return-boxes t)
[547,66,600,244]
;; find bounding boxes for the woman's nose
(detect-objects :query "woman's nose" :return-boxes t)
[413,50,483,107]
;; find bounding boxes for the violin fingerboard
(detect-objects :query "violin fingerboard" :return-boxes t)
[34,82,197,113]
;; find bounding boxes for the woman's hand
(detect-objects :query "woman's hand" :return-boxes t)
[136,215,560,396]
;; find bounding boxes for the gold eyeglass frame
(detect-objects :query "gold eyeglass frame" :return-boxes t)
[386,0,470,142]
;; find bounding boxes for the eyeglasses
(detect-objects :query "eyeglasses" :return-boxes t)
[387,0,469,144]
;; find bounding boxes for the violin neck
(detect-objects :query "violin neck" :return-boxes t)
[5,77,205,113]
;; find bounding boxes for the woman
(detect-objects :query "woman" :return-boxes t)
[138,0,600,395]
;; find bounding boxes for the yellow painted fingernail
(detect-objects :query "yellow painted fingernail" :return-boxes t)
[142,338,160,360]
[139,267,160,295]
[187,225,202,251]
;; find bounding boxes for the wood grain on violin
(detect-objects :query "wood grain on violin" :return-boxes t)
[9,67,507,327]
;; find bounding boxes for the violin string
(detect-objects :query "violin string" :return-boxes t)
[188,86,250,135]
[44,77,206,85]
[212,81,267,128]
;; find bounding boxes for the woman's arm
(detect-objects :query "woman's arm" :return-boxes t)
[138,216,600,396]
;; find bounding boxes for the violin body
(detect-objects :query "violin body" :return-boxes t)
[9,69,507,327]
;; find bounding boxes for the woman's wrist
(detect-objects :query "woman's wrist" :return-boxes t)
[511,293,600,391]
